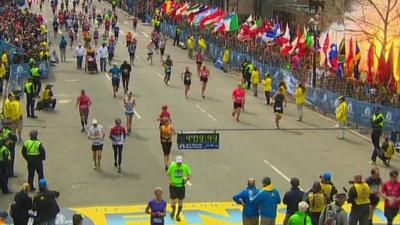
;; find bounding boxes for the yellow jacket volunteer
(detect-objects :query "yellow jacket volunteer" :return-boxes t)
[336,99,348,122]
[306,191,326,212]
[262,76,272,92]
[251,70,260,84]
[295,86,306,105]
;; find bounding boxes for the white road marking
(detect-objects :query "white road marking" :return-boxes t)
[119,30,125,35]
[58,100,71,104]
[263,159,291,183]
[135,55,142,60]
[66,79,80,82]
[104,73,111,81]
[124,21,130,25]
[58,30,63,34]
[196,105,217,122]
[156,72,164,80]
[102,73,142,119]
[141,31,149,38]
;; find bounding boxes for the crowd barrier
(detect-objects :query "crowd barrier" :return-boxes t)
[0,40,25,63]
[160,22,400,131]
[8,61,50,94]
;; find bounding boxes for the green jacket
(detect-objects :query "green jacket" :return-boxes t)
[288,211,313,225]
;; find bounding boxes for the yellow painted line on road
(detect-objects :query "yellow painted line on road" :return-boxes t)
[70,201,398,225]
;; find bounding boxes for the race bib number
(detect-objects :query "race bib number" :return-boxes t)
[175,169,183,178]
[152,218,163,224]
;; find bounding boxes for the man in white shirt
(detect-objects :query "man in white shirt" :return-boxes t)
[97,43,108,72]
[74,43,85,69]
[87,119,105,170]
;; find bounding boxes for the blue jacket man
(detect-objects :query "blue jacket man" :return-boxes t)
[233,178,260,225]
[251,177,281,225]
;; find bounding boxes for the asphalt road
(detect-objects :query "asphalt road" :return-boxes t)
[0,0,396,211]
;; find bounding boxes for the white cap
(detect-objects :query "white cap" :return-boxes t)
[92,119,98,124]
[176,155,183,163]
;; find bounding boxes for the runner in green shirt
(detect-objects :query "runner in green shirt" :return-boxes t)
[167,155,192,222]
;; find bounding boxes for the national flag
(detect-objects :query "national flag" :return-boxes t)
[276,23,290,45]
[258,22,280,43]
[377,48,387,84]
[367,41,375,84]
[184,3,200,16]
[354,39,361,80]
[200,9,223,28]
[192,8,215,27]
[346,37,354,78]
[188,5,209,22]
[175,2,189,19]
[297,26,308,56]
[237,23,251,42]
[337,38,346,78]
[256,17,262,28]
[223,12,239,32]
[329,43,338,70]
[386,45,395,89]
[322,32,329,66]
[213,17,225,33]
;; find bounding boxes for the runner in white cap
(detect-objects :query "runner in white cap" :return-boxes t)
[87,119,105,170]
[167,155,192,222]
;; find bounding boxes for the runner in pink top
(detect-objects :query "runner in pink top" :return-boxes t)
[232,82,246,122]
[76,89,92,132]
[199,65,210,99]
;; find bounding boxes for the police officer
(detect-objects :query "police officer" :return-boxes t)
[1,120,17,177]
[173,26,181,46]
[24,78,37,118]
[30,64,42,97]
[370,107,384,164]
[154,16,161,33]
[347,174,371,225]
[0,139,12,194]
[245,61,254,89]
[22,130,46,191]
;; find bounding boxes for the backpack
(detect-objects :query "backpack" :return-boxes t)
[322,204,340,225]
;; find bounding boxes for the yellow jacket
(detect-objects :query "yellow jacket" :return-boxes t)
[223,49,230,63]
[11,100,22,121]
[262,78,272,92]
[2,53,8,67]
[0,63,5,79]
[251,70,260,84]
[187,37,195,50]
[3,98,12,119]
[198,38,207,50]
[295,87,306,104]
[336,101,348,122]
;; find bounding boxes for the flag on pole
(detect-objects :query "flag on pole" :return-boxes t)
[337,38,346,78]
[386,45,395,89]
[367,41,375,84]
[322,32,329,67]
[223,12,239,32]
[329,43,338,70]
[346,37,354,78]
[354,39,361,80]
[377,48,387,84]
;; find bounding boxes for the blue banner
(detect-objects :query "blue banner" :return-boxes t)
[8,61,50,93]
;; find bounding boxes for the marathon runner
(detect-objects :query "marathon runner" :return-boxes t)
[145,187,167,225]
[163,55,173,85]
[157,105,171,127]
[127,39,136,65]
[147,40,154,65]
[199,65,210,99]
[87,119,105,170]
[232,83,246,122]
[167,155,192,222]
[120,61,132,93]
[160,119,175,171]
[76,89,92,132]
[109,118,127,173]
[273,88,285,129]
[181,67,192,99]
[123,92,136,134]
[93,27,99,46]
[109,63,121,98]
[195,51,204,75]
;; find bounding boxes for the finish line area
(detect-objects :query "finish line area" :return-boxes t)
[6,202,395,225]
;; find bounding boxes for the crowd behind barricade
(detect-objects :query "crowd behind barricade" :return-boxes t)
[150,10,399,108]
[0,2,50,65]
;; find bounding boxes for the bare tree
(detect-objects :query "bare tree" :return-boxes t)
[343,0,400,53]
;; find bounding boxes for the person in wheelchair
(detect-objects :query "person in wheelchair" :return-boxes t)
[40,84,56,111]
[86,46,98,73]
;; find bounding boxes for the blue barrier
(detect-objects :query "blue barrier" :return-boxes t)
[160,22,400,131]
[8,61,50,93]
[0,40,25,63]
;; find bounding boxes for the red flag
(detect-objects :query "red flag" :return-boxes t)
[346,37,354,77]
[367,42,375,84]
[387,45,395,90]
[322,32,329,66]
[377,48,387,84]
